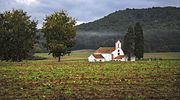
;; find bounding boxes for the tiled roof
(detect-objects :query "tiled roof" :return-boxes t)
[94,47,115,54]
[114,55,125,59]
[93,54,104,59]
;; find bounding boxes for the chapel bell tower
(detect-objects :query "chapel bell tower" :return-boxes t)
[115,40,121,49]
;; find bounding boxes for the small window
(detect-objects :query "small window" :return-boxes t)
[118,50,120,52]
[118,53,120,55]
[100,60,102,62]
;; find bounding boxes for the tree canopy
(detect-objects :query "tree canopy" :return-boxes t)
[42,10,76,62]
[124,25,135,61]
[0,9,37,61]
[134,22,144,59]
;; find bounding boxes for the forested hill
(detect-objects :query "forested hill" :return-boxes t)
[75,7,180,52]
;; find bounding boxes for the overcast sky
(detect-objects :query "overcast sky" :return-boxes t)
[0,0,180,28]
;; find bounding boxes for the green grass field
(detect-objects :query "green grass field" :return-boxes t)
[0,51,180,99]
[34,51,180,61]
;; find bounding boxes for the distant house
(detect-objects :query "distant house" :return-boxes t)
[88,40,135,62]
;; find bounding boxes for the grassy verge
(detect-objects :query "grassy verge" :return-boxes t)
[34,51,180,61]
[144,52,180,60]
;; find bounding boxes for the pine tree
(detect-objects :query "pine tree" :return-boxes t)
[124,25,135,61]
[134,22,144,60]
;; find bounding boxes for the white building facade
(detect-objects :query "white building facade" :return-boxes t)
[88,40,135,62]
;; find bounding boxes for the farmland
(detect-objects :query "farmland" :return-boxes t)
[35,50,180,61]
[0,51,180,99]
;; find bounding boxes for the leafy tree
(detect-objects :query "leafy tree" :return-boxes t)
[0,9,37,61]
[42,10,76,62]
[134,22,144,60]
[124,25,135,61]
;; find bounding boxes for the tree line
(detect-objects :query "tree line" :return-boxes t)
[124,22,144,60]
[0,9,76,62]
[76,7,180,52]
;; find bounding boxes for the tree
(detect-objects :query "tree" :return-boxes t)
[134,22,144,60]
[42,10,76,62]
[124,25,135,61]
[0,9,37,61]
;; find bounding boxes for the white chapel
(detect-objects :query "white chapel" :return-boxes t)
[88,40,135,62]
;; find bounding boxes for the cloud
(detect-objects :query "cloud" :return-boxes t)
[15,0,38,5]
[76,21,86,26]
[0,0,180,28]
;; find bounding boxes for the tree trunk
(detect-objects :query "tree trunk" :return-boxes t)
[128,53,131,61]
[58,56,61,62]
[68,53,70,56]
[138,57,140,60]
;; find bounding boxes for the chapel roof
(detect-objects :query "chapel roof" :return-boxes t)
[93,54,104,59]
[94,47,115,54]
[114,55,125,59]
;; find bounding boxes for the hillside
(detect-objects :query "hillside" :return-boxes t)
[75,7,180,52]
